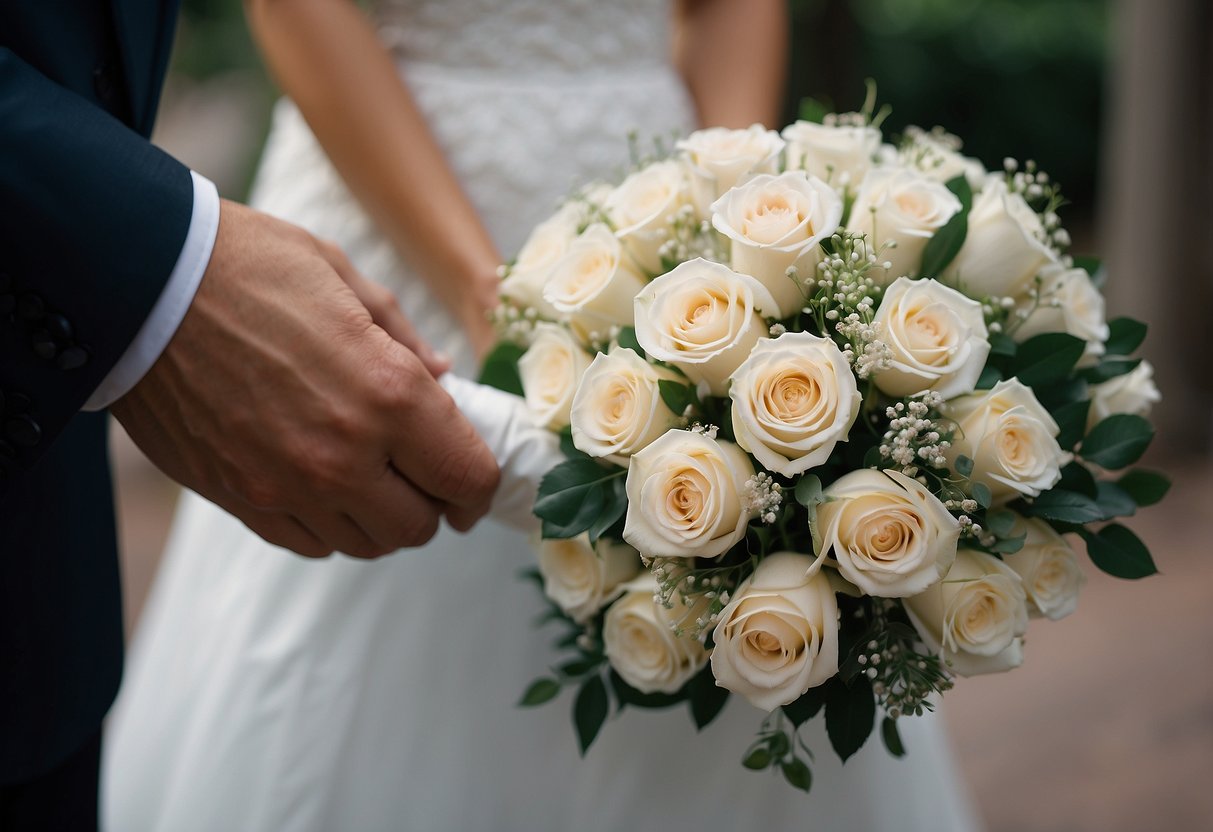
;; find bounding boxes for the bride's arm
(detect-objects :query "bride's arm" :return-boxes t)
[673,0,788,129]
[245,0,499,358]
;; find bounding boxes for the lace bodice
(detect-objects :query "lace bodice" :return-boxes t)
[371,0,674,76]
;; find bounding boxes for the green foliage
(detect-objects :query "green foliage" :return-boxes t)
[918,175,972,278]
[616,326,645,358]
[783,685,828,728]
[658,379,697,417]
[798,97,829,124]
[824,675,876,763]
[688,669,730,731]
[574,675,609,755]
[534,458,627,539]
[478,341,526,396]
[782,757,813,792]
[1116,469,1171,507]
[1021,489,1106,524]
[1081,523,1158,579]
[519,678,562,707]
[1052,399,1091,451]
[1080,414,1154,469]
[1012,332,1085,387]
[1083,357,1142,385]
[880,717,906,758]
[1104,317,1148,356]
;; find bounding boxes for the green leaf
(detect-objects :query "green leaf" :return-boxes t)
[558,427,590,461]
[742,746,773,770]
[1053,399,1091,451]
[1012,333,1085,387]
[798,97,829,124]
[782,757,813,793]
[1033,376,1090,412]
[824,676,876,763]
[988,532,1027,554]
[1094,481,1137,519]
[954,455,975,477]
[1116,469,1171,507]
[616,326,644,358]
[609,670,687,709]
[1082,523,1158,579]
[1057,461,1098,498]
[478,341,526,396]
[1021,489,1106,523]
[587,475,628,544]
[919,183,970,278]
[535,458,625,539]
[794,474,824,508]
[768,731,791,759]
[558,657,602,679]
[573,675,609,755]
[519,677,561,707]
[688,670,730,730]
[971,482,992,509]
[1084,357,1142,385]
[783,685,827,728]
[1080,414,1154,470]
[1104,317,1147,357]
[658,379,696,417]
[946,174,974,211]
[1072,255,1102,279]
[985,509,1017,537]
[880,717,906,758]
[975,363,1002,390]
[987,332,1018,358]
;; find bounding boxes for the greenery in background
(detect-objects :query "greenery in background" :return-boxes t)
[785,0,1108,219]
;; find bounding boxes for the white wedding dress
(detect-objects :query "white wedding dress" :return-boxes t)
[103,2,982,830]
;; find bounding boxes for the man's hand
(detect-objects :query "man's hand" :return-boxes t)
[112,201,500,558]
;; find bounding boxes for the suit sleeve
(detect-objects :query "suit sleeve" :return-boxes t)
[0,47,194,475]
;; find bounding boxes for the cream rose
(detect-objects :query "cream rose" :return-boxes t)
[847,168,962,283]
[604,576,708,694]
[543,223,647,343]
[728,332,860,476]
[501,206,582,318]
[781,120,881,190]
[633,258,777,396]
[517,323,593,430]
[710,172,843,316]
[942,179,1057,298]
[944,379,1071,504]
[604,160,692,274]
[1013,265,1109,367]
[623,429,756,559]
[1001,515,1085,620]
[677,124,785,216]
[870,276,990,399]
[537,535,642,624]
[816,469,960,597]
[710,552,840,711]
[904,548,1029,676]
[570,348,683,465]
[1087,360,1161,429]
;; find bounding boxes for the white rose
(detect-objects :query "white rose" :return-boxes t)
[898,126,986,190]
[904,548,1029,676]
[728,332,860,476]
[538,535,641,624]
[677,124,785,216]
[870,276,990,399]
[604,160,692,274]
[847,168,962,283]
[501,206,581,318]
[1001,515,1085,620]
[623,429,756,559]
[517,323,592,430]
[942,179,1058,298]
[1087,360,1161,429]
[543,223,647,343]
[1013,265,1109,367]
[816,469,960,598]
[604,575,708,694]
[633,258,777,396]
[710,172,843,316]
[710,552,840,711]
[570,348,683,465]
[781,120,881,190]
[944,379,1071,504]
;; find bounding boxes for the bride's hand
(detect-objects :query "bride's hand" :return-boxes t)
[457,269,502,364]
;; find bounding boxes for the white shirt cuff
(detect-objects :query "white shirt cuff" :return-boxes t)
[83,170,220,411]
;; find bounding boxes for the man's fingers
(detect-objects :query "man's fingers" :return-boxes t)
[237,509,332,559]
[345,467,444,552]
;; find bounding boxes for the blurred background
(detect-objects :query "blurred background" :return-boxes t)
[113,1,1212,830]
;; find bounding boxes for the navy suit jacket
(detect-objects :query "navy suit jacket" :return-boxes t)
[0,0,192,782]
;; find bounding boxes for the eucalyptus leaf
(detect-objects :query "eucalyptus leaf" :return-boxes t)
[782,758,813,793]
[794,474,825,507]
[478,341,526,396]
[742,747,773,770]
[1080,414,1154,470]
[954,455,975,477]
[987,533,1026,554]
[573,675,609,755]
[1012,333,1085,387]
[824,676,876,763]
[1082,524,1158,579]
[985,509,1018,538]
[971,482,992,509]
[1116,469,1171,507]
[519,678,561,707]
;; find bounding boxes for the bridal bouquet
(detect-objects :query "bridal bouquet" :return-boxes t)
[482,91,1167,793]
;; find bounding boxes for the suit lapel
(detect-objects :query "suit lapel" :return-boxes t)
[109,0,181,133]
